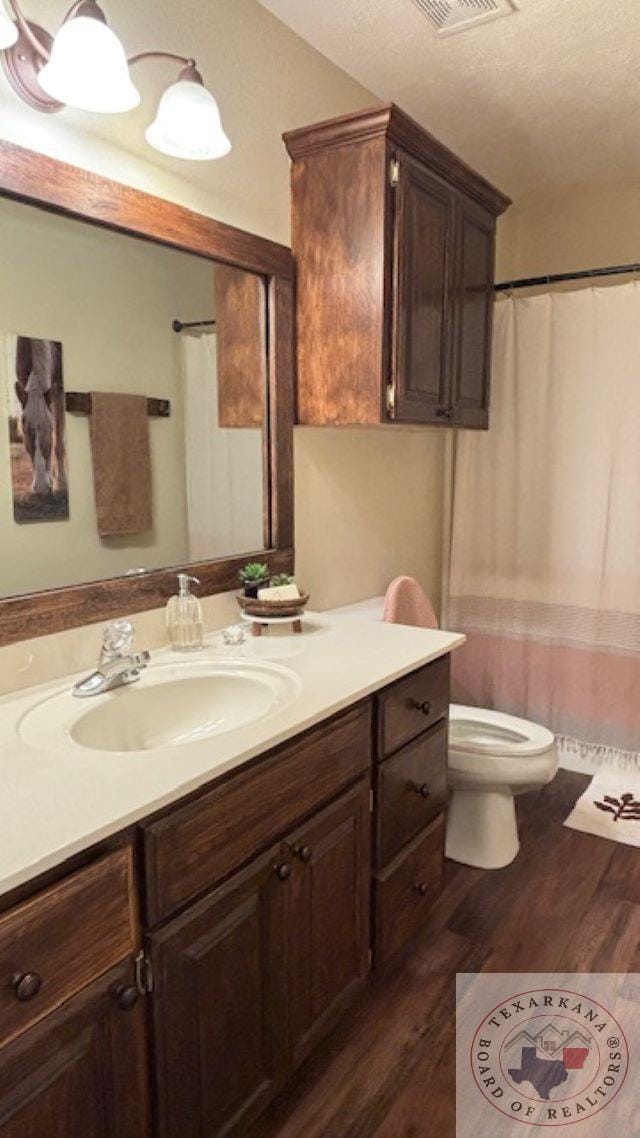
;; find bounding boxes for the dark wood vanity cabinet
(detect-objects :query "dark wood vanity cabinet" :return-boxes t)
[150,777,371,1138]
[284,103,510,429]
[0,657,452,1138]
[0,847,149,1137]
[150,841,290,1138]
[0,959,149,1138]
[373,657,450,968]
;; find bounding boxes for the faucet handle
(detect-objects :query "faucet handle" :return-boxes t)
[101,620,135,663]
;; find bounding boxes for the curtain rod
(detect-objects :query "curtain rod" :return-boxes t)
[172,318,216,332]
[495,262,640,292]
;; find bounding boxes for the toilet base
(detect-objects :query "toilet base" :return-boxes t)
[446,788,520,869]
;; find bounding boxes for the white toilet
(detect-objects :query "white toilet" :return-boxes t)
[446,704,558,869]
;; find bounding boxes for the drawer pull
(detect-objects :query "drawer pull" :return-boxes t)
[411,699,432,716]
[274,863,292,881]
[294,845,313,863]
[413,882,430,897]
[413,783,431,799]
[114,984,139,1012]
[12,972,42,1002]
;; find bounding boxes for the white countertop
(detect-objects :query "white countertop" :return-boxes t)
[0,606,464,898]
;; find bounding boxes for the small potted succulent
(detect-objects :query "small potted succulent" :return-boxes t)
[238,561,270,598]
[270,573,295,587]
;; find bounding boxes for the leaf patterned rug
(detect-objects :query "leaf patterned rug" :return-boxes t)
[564,772,640,847]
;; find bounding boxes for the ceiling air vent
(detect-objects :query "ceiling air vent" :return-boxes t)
[410,0,517,36]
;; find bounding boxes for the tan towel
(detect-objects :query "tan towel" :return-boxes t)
[89,392,153,537]
[383,576,439,629]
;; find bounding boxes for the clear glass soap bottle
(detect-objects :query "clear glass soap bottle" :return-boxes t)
[166,574,204,651]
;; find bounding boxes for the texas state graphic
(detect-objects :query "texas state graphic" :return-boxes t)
[508,1046,590,1101]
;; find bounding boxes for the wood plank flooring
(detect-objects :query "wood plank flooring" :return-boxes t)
[250,771,640,1138]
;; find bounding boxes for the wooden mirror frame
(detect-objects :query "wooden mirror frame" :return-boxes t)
[0,139,294,646]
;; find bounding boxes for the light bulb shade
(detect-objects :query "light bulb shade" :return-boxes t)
[37,14,140,113]
[0,3,18,49]
[145,80,231,161]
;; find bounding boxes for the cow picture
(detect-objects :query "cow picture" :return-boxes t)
[2,333,69,523]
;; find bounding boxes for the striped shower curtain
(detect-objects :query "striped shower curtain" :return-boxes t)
[446,285,640,773]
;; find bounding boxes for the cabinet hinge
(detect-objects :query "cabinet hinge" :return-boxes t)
[389,157,400,187]
[369,788,374,814]
[367,948,373,967]
[135,949,154,995]
[385,382,396,419]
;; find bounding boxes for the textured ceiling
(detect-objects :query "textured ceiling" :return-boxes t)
[256,0,640,200]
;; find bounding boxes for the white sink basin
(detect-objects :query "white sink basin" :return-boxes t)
[19,659,301,754]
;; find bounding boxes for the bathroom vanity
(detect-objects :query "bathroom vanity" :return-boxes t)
[0,619,462,1138]
[0,128,463,1138]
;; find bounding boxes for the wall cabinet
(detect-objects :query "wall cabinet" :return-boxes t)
[284,103,510,429]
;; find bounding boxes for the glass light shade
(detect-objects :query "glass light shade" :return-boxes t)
[145,80,231,161]
[0,3,18,49]
[37,14,140,113]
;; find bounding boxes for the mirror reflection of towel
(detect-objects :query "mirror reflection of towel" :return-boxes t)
[89,392,153,537]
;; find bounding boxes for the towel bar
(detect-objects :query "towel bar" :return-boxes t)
[65,393,171,418]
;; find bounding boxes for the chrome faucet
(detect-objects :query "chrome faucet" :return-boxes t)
[73,620,151,698]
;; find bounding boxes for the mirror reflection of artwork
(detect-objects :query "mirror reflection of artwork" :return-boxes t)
[2,333,68,523]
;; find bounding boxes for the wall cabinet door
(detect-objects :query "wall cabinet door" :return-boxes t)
[0,959,150,1138]
[451,193,495,428]
[392,155,456,424]
[288,779,371,1068]
[150,841,290,1138]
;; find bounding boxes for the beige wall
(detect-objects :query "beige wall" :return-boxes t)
[496,185,640,281]
[0,0,447,671]
[0,198,215,596]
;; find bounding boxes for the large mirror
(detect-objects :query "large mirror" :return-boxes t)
[0,140,294,643]
[0,197,272,599]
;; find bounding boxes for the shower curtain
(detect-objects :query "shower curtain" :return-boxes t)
[181,333,263,561]
[446,284,640,773]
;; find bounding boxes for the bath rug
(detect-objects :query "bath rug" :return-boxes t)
[564,771,640,847]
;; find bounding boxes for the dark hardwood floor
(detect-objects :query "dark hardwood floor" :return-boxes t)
[250,771,640,1138]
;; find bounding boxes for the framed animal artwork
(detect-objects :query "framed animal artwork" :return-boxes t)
[1,333,68,523]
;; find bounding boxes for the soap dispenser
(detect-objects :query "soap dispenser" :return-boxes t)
[166,574,203,651]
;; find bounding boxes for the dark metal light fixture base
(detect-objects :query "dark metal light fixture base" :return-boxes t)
[2,21,63,113]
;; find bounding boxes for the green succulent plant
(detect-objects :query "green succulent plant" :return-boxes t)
[270,573,294,587]
[238,561,270,584]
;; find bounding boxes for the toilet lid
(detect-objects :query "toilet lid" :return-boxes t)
[449,704,555,757]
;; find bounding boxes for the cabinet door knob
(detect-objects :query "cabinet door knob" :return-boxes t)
[411,699,432,716]
[114,984,139,1012]
[413,882,429,896]
[12,971,42,1001]
[274,863,292,881]
[295,845,313,863]
[436,406,453,419]
[413,783,431,799]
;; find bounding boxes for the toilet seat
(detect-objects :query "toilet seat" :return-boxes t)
[449,704,555,758]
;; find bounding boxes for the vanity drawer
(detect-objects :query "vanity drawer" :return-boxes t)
[144,703,373,924]
[374,814,444,968]
[0,846,137,1048]
[378,656,449,759]
[376,719,448,866]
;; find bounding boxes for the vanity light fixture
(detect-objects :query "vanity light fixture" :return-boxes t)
[1,0,231,159]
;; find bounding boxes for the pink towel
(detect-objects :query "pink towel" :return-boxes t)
[383,576,439,629]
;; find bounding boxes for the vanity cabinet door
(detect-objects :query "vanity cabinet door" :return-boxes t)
[391,153,456,424]
[0,959,150,1138]
[149,841,290,1138]
[288,778,371,1068]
